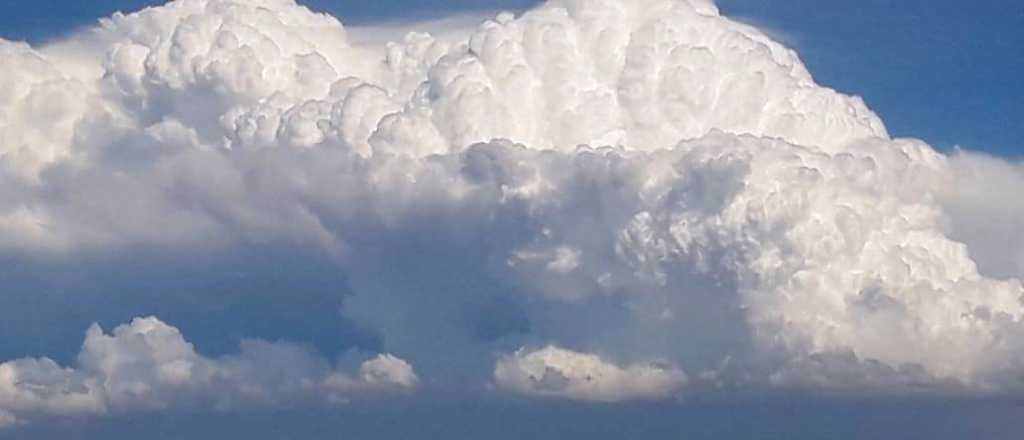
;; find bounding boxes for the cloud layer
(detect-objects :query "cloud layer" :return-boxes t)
[1,0,1023,428]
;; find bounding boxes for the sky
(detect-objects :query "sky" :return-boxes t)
[1,0,1024,438]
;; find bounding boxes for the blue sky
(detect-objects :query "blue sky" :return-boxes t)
[1,1,1023,439]
[1,0,1020,156]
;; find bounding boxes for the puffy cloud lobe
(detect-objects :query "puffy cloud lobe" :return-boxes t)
[0,317,417,427]
[494,346,687,402]
[358,354,420,388]
[324,354,420,392]
[97,0,365,134]
[0,41,95,179]
[360,0,885,157]
[0,0,1022,419]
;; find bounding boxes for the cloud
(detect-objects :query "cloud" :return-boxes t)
[494,346,687,401]
[0,316,417,426]
[0,0,890,254]
[937,150,1024,280]
[347,12,508,49]
[357,354,420,388]
[0,0,1022,429]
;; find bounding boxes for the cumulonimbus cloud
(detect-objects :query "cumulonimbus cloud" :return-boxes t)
[1,0,1023,428]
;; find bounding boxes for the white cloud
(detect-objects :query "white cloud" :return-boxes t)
[0,0,1021,423]
[359,354,420,388]
[0,0,889,251]
[347,12,505,49]
[0,358,105,419]
[494,346,687,402]
[938,150,1024,280]
[0,316,417,427]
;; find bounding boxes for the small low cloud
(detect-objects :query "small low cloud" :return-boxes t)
[0,317,417,427]
[495,346,687,402]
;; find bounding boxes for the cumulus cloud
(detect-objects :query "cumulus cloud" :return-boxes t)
[0,317,417,427]
[0,0,1022,427]
[495,346,687,401]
